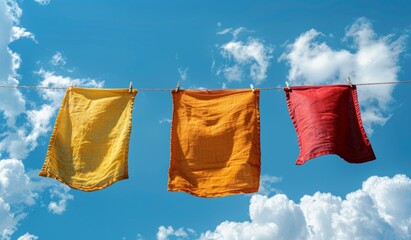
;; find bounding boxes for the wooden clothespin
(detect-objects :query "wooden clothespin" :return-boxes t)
[346,77,353,87]
[175,81,181,92]
[250,84,255,93]
[128,82,133,93]
[286,81,291,91]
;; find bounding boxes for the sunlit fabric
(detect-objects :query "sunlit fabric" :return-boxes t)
[169,89,261,197]
[285,85,376,165]
[39,87,137,191]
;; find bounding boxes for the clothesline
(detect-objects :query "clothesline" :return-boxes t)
[38,85,378,195]
[0,80,411,91]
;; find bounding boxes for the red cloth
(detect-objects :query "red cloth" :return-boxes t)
[285,85,376,165]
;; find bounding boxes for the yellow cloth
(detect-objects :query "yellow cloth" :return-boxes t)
[169,89,261,197]
[40,87,137,192]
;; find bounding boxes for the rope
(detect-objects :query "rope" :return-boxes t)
[0,80,410,91]
[259,87,283,90]
[0,85,67,90]
[355,80,411,86]
[133,88,171,91]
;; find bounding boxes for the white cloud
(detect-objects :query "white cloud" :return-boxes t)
[200,174,411,240]
[279,18,407,134]
[10,26,36,42]
[0,159,35,240]
[0,1,36,130]
[157,226,195,240]
[0,0,26,127]
[48,185,74,215]
[159,118,171,124]
[223,65,243,82]
[216,27,273,85]
[217,28,232,36]
[0,0,36,159]
[0,159,75,239]
[50,51,66,66]
[3,0,22,24]
[178,67,188,81]
[0,159,35,206]
[25,104,54,148]
[258,175,282,196]
[362,175,411,238]
[27,170,74,215]
[201,194,308,240]
[0,198,17,240]
[33,0,50,6]
[17,233,39,240]
[157,226,174,240]
[217,27,247,39]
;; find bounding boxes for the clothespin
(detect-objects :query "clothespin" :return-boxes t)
[285,81,291,91]
[175,81,181,92]
[250,84,255,93]
[128,82,133,93]
[70,81,75,88]
[346,77,353,87]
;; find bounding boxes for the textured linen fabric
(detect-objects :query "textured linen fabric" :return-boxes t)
[169,89,261,198]
[39,87,137,191]
[285,85,376,165]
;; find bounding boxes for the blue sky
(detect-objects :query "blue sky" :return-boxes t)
[1,1,411,239]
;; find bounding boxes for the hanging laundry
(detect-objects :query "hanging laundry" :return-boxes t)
[284,85,376,165]
[168,89,261,198]
[39,87,137,191]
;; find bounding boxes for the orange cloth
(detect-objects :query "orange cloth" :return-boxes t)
[169,89,261,197]
[39,87,137,192]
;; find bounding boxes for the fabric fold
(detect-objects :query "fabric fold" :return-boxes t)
[284,85,376,165]
[39,87,137,191]
[169,89,261,198]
